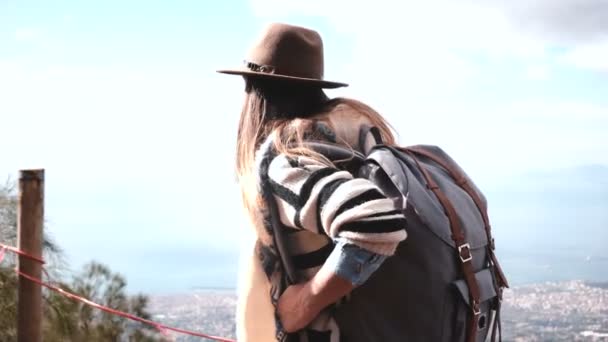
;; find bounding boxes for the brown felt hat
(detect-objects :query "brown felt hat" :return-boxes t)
[217,23,348,89]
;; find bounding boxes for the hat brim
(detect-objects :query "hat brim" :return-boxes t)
[217,68,348,89]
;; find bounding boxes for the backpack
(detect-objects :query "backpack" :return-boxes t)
[269,126,509,342]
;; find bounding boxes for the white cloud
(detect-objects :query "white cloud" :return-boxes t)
[250,0,608,74]
[486,100,608,167]
[0,58,247,272]
[560,40,608,72]
[15,28,41,42]
[0,60,242,203]
[486,0,608,44]
[248,0,555,103]
[247,0,608,180]
[0,62,239,174]
[250,0,549,56]
[524,65,551,81]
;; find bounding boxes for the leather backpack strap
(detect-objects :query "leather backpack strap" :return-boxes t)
[403,146,509,289]
[266,174,313,342]
[358,125,383,154]
[402,149,482,342]
[266,182,298,286]
[490,296,502,342]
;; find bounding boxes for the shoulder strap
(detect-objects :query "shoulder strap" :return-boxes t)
[402,146,509,289]
[359,125,383,154]
[401,149,482,342]
[266,190,298,286]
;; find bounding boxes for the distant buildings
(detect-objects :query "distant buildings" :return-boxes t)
[149,281,608,341]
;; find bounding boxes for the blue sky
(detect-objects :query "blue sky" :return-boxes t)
[1,0,607,293]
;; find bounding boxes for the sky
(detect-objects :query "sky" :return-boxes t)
[1,0,607,293]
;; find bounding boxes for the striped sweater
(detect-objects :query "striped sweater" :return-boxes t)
[266,146,408,256]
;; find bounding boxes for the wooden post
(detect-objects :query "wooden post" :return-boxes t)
[17,169,44,342]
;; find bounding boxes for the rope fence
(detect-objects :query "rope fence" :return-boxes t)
[0,243,237,342]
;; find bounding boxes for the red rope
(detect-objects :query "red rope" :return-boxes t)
[0,243,45,264]
[0,243,237,342]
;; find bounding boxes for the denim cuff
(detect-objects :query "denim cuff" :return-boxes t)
[325,238,388,286]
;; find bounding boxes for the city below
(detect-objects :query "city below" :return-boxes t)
[148,280,608,341]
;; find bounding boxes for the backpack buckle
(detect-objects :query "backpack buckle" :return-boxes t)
[472,300,481,316]
[458,243,472,263]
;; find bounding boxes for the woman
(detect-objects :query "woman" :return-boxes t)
[218,23,408,342]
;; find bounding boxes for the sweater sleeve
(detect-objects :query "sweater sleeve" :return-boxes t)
[267,153,407,256]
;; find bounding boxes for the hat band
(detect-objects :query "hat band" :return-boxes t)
[245,60,276,74]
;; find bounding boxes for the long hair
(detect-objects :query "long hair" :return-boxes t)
[235,77,396,241]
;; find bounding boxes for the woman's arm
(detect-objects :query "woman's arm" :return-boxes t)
[278,239,389,332]
[278,254,354,332]
[267,153,407,255]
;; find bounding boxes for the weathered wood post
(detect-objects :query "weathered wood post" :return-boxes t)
[17,169,44,342]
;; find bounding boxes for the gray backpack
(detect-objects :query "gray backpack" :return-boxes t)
[271,126,509,342]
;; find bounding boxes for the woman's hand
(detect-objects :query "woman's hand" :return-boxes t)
[277,268,355,333]
[277,282,322,332]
